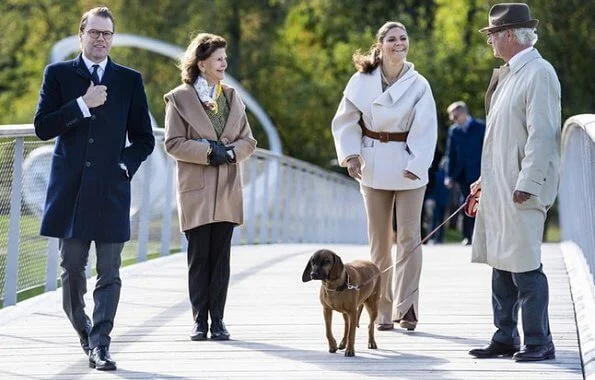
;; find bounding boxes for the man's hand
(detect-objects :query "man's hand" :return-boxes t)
[470,179,481,196]
[513,190,532,204]
[82,82,108,108]
[346,157,362,180]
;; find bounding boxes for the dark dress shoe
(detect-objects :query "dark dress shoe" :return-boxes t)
[513,342,555,362]
[210,319,230,340]
[89,346,117,371]
[397,307,417,331]
[469,341,520,358]
[78,330,90,356]
[190,320,208,341]
[376,323,394,331]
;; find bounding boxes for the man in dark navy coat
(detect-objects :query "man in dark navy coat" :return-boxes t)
[444,101,485,245]
[33,7,154,371]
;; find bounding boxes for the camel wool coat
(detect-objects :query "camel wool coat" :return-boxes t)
[164,83,257,232]
[471,49,561,272]
[332,63,437,190]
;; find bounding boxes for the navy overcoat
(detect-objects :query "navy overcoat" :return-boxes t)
[34,54,155,243]
[446,118,486,186]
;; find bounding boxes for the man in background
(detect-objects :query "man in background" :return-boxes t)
[444,101,485,245]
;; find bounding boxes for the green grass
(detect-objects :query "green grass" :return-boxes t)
[1,247,183,308]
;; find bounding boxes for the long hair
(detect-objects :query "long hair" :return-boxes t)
[179,33,227,84]
[352,21,407,73]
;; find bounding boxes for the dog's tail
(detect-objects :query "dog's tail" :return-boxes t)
[356,304,364,328]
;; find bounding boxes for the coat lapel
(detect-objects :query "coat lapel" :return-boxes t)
[73,54,93,82]
[100,57,119,87]
[171,84,218,140]
[221,85,243,138]
[485,68,500,115]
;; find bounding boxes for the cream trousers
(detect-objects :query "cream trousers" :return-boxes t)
[361,184,426,324]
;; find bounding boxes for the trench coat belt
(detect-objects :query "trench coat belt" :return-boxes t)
[358,117,409,143]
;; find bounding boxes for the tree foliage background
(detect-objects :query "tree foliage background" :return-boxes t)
[1,0,593,167]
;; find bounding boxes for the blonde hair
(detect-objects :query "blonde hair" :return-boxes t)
[352,21,407,73]
[179,33,227,84]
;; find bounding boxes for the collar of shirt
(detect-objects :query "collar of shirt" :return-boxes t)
[81,54,108,80]
[507,46,533,68]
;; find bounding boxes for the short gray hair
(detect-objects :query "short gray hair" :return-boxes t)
[512,28,538,46]
[447,101,468,115]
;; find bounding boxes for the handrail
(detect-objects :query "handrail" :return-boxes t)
[0,123,367,307]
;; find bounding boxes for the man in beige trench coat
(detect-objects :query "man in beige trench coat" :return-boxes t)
[468,3,560,362]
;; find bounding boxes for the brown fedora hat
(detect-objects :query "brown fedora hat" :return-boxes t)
[479,3,538,33]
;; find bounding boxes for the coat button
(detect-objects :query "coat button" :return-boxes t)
[85,161,91,167]
[89,138,94,144]
[91,115,96,120]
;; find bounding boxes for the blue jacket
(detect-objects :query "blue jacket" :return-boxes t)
[34,54,154,242]
[446,117,485,185]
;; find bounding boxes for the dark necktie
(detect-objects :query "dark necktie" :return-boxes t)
[91,64,100,85]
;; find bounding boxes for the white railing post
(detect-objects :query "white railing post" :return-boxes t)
[246,158,257,244]
[44,238,59,291]
[271,159,283,243]
[3,137,25,306]
[160,157,174,256]
[137,156,152,262]
[259,159,270,244]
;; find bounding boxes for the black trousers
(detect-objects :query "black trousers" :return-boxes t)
[185,222,234,324]
[60,238,123,349]
[491,265,552,346]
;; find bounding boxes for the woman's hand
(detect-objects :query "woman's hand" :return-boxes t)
[403,170,419,180]
[346,157,362,180]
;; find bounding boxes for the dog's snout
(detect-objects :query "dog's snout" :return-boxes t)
[310,269,326,280]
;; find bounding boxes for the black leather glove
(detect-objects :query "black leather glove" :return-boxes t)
[208,140,235,166]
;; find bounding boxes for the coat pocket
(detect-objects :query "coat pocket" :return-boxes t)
[176,161,205,192]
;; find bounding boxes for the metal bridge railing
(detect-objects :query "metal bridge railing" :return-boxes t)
[0,124,366,307]
[558,113,595,378]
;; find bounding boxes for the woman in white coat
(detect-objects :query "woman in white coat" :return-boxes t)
[332,21,437,331]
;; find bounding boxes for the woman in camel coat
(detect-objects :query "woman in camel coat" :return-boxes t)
[164,33,256,341]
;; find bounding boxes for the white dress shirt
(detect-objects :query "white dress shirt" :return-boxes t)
[76,55,108,118]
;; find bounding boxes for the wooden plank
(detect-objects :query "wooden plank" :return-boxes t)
[0,243,583,379]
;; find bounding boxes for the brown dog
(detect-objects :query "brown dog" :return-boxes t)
[302,249,381,357]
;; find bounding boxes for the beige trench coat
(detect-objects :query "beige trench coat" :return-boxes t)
[164,83,257,232]
[472,49,561,272]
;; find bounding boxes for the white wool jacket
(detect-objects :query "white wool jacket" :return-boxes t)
[332,63,437,190]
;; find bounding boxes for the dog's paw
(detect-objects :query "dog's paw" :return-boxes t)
[368,340,378,349]
[328,337,337,353]
[338,339,346,350]
[344,348,355,357]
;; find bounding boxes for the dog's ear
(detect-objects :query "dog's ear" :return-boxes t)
[328,251,344,281]
[302,257,313,282]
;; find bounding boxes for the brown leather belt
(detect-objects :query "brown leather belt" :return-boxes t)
[359,118,408,142]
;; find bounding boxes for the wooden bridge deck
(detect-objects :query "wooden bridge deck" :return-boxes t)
[0,243,583,379]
